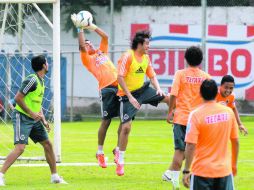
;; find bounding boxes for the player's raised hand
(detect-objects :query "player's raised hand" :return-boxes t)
[129,96,140,109]
[71,13,78,26]
[85,18,97,31]
[239,124,248,136]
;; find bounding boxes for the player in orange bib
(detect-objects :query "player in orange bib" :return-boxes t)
[116,30,170,176]
[183,79,239,190]
[71,14,121,169]
[162,46,210,189]
[216,75,248,135]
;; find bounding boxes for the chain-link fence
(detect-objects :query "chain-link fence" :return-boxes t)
[61,0,254,121]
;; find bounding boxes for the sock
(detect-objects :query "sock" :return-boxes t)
[97,145,104,154]
[172,171,180,182]
[0,173,4,178]
[51,173,59,179]
[115,147,119,152]
[118,151,125,164]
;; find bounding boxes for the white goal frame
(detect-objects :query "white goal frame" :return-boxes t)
[0,0,61,162]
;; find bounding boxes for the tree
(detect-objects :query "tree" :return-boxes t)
[0,0,251,37]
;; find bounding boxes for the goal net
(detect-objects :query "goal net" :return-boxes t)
[0,1,61,162]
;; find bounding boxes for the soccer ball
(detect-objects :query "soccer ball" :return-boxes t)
[76,11,93,28]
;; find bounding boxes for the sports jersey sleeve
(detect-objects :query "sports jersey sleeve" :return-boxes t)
[80,51,92,70]
[99,39,108,53]
[185,113,200,144]
[230,111,239,139]
[118,52,132,77]
[170,71,181,96]
[146,55,156,78]
[19,76,37,95]
[228,94,236,109]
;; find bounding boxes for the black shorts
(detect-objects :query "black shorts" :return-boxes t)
[190,174,234,190]
[173,123,186,151]
[119,82,165,124]
[100,85,120,120]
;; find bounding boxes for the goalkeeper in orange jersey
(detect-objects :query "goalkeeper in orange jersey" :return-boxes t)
[216,75,248,135]
[71,13,122,168]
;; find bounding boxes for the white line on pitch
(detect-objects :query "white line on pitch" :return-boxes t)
[8,162,168,167]
[1,160,253,167]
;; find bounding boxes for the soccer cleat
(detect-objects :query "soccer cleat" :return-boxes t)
[51,175,68,184]
[171,179,180,190]
[112,148,119,164]
[0,176,5,186]
[162,170,172,182]
[96,153,107,168]
[116,164,124,176]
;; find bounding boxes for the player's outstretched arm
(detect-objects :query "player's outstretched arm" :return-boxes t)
[78,31,87,52]
[71,13,87,52]
[232,107,248,135]
[95,27,108,43]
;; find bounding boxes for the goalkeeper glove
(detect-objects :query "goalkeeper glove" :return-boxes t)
[71,13,83,33]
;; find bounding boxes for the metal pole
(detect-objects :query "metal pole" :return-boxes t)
[53,0,61,162]
[110,0,115,63]
[32,3,53,29]
[4,54,10,122]
[201,0,207,72]
[70,52,75,122]
[18,3,23,52]
[0,4,9,50]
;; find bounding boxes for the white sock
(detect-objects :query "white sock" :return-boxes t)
[97,145,104,154]
[118,151,125,164]
[0,173,4,178]
[172,171,180,182]
[115,147,119,152]
[51,173,59,179]
[98,145,103,151]
[165,170,172,175]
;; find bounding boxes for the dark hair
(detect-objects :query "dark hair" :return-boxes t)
[184,46,203,66]
[221,75,235,85]
[131,30,151,50]
[200,79,218,101]
[31,55,46,72]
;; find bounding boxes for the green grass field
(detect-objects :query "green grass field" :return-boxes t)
[0,118,253,189]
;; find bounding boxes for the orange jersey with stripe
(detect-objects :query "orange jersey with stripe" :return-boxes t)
[185,102,238,178]
[216,90,236,109]
[171,67,210,126]
[117,50,156,96]
[80,40,117,90]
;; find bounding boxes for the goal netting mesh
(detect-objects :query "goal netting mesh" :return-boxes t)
[0,3,55,161]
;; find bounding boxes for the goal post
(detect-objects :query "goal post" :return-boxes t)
[0,0,61,162]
